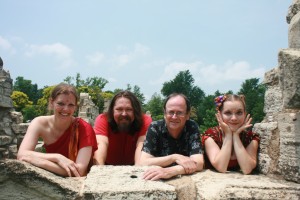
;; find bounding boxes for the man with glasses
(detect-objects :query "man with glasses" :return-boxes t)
[139,93,204,180]
[93,90,152,165]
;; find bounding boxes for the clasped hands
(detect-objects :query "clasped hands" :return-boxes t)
[142,154,197,181]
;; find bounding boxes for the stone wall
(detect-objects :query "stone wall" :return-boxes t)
[0,58,27,159]
[1,160,299,200]
[253,0,300,183]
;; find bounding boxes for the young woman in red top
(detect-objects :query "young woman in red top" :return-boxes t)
[17,83,97,177]
[202,94,260,174]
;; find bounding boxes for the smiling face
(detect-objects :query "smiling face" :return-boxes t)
[221,100,246,132]
[113,97,135,132]
[164,95,190,138]
[51,93,77,120]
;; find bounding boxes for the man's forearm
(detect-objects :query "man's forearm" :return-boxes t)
[139,154,176,167]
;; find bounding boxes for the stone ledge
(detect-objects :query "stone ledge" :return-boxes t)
[0,159,299,200]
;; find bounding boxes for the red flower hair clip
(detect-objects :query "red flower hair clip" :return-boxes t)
[214,95,227,111]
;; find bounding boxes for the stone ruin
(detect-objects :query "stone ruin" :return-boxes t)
[0,1,300,199]
[253,0,300,184]
[78,93,99,127]
[0,57,26,159]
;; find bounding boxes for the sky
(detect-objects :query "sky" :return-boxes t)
[0,0,292,101]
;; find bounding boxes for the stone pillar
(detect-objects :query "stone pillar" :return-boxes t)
[254,0,300,183]
[0,57,28,159]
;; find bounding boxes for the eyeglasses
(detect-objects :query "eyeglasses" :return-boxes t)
[165,111,186,117]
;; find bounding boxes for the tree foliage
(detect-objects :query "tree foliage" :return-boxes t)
[125,84,146,109]
[238,78,266,124]
[161,70,205,124]
[11,91,33,112]
[13,76,42,104]
[161,70,205,108]
[145,93,164,120]
[64,73,109,113]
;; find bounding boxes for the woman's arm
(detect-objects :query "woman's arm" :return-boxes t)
[190,154,204,172]
[233,136,258,174]
[19,151,80,177]
[204,136,232,173]
[18,117,81,177]
[232,114,258,174]
[93,135,109,165]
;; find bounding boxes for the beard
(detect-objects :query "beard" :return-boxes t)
[117,115,133,132]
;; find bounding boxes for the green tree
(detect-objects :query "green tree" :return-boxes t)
[199,108,218,133]
[145,93,164,120]
[161,70,205,108]
[11,91,33,112]
[22,105,40,122]
[238,78,266,124]
[197,90,233,130]
[37,86,55,115]
[13,76,42,104]
[125,84,146,109]
[64,73,109,113]
[161,70,205,124]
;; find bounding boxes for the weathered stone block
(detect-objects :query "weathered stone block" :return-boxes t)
[264,67,279,86]
[289,7,300,48]
[279,49,300,109]
[1,160,300,200]
[0,135,12,145]
[84,165,177,199]
[253,122,281,175]
[11,123,29,135]
[0,95,13,108]
[263,85,283,116]
[2,127,13,135]
[10,111,23,124]
[287,0,300,24]
[0,160,84,199]
[278,112,300,183]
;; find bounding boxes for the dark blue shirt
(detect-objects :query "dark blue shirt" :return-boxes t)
[142,119,203,157]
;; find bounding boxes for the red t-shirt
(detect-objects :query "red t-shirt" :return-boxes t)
[44,118,98,158]
[94,114,152,165]
[201,126,260,170]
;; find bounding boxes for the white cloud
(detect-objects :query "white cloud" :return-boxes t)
[113,43,150,66]
[150,61,202,85]
[0,36,15,54]
[24,42,75,69]
[198,60,265,85]
[86,51,105,66]
[25,43,72,58]
[149,59,266,95]
[107,77,117,83]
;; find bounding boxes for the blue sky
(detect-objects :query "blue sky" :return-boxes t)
[0,0,291,101]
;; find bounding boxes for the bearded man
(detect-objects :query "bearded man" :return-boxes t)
[93,91,152,165]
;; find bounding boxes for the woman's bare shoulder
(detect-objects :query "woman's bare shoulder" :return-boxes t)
[28,115,53,131]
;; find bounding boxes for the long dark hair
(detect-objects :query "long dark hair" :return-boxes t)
[106,90,143,135]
